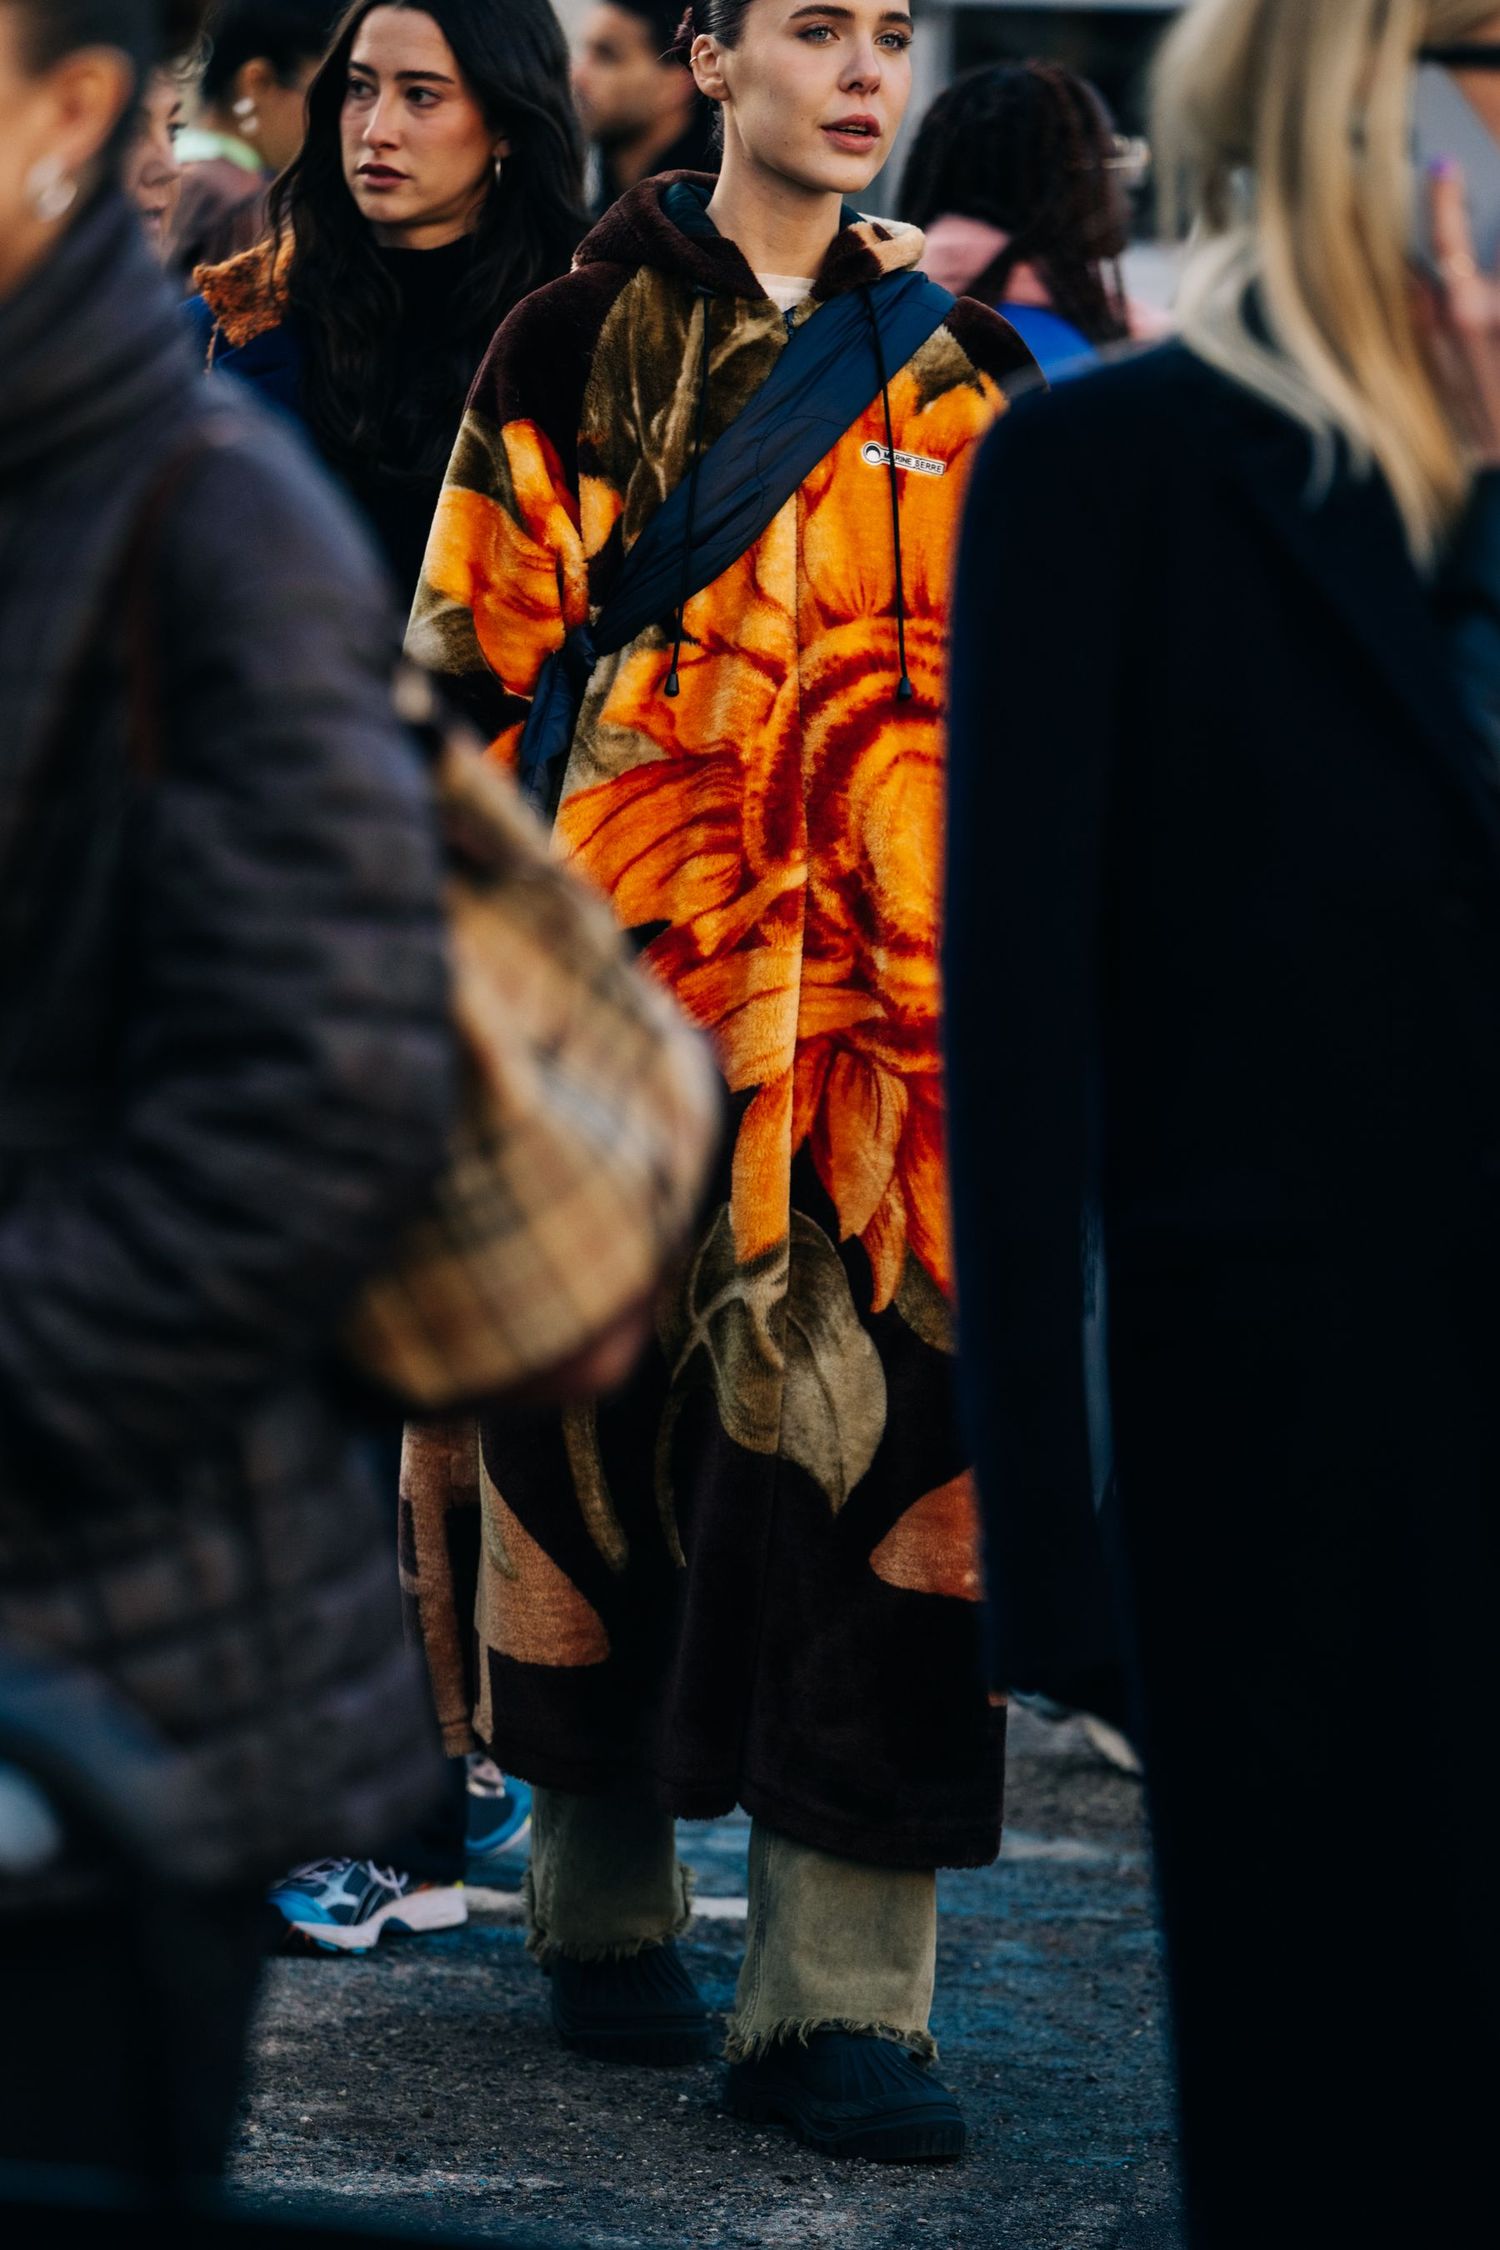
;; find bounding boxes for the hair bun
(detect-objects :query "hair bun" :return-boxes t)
[669,7,697,62]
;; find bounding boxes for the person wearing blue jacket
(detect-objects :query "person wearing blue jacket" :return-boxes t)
[899,59,1137,381]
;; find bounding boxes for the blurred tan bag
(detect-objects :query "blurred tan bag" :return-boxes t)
[343,673,719,1410]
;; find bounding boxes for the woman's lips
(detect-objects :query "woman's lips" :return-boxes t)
[358,166,407,188]
[822,121,881,154]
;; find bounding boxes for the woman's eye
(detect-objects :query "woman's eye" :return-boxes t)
[799,24,834,41]
[408,88,438,108]
[347,76,374,100]
[878,33,912,51]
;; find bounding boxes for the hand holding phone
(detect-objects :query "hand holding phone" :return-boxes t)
[1413,63,1500,275]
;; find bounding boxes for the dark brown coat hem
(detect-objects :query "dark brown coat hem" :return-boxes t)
[483,1730,1004,1873]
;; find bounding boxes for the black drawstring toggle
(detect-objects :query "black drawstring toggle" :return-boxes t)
[862,285,916,707]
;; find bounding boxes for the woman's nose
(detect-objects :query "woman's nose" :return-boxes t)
[842,45,883,95]
[364,96,400,148]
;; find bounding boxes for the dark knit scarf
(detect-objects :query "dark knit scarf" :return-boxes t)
[0,192,202,874]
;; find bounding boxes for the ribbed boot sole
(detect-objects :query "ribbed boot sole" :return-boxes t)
[725,2084,965,2165]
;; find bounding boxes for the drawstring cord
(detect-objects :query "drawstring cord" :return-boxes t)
[862,285,915,704]
[666,285,716,698]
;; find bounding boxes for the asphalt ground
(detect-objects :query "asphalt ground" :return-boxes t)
[228,1708,1184,2249]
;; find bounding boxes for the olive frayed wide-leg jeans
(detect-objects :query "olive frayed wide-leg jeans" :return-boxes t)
[525,1784,938,2061]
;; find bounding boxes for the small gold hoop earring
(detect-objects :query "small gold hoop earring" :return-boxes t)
[26,156,78,223]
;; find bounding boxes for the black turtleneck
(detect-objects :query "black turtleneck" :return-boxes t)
[329,234,478,608]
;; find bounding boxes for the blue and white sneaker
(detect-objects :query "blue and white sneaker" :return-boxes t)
[268,1859,467,1954]
[465,1755,532,1888]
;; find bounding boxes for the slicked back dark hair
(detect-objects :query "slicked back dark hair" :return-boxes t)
[269,0,585,479]
[666,0,752,58]
[900,61,1129,348]
[200,0,339,104]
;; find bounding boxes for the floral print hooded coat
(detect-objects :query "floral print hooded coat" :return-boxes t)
[405,175,1035,1868]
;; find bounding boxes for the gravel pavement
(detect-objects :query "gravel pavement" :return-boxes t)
[228,1708,1183,2248]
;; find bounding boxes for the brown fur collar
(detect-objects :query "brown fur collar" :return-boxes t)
[192,236,291,349]
[575,172,924,305]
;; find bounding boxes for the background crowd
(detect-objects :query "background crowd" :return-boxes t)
[1,1,1497,2246]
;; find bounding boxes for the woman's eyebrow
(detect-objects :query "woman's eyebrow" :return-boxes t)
[786,5,916,24]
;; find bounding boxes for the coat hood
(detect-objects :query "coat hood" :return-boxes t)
[574,172,927,305]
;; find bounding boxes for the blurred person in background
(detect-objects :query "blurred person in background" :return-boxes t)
[122,42,187,252]
[0,0,455,2179]
[573,0,717,218]
[946,2,1500,2242]
[900,60,1138,380]
[187,0,584,1951]
[188,0,584,607]
[168,0,335,275]
[407,0,1034,2163]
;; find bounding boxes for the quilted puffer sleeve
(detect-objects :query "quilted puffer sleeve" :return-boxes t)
[0,413,456,1497]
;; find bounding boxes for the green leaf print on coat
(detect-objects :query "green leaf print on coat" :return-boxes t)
[563,1401,631,1573]
[893,1254,955,1354]
[657,1206,888,1547]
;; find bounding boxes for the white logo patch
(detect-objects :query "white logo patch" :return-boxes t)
[861,440,947,479]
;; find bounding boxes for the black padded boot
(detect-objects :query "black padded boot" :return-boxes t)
[724,2030,965,2163]
[548,1940,713,2065]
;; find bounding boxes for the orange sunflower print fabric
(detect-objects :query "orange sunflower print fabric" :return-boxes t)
[405,177,1036,1871]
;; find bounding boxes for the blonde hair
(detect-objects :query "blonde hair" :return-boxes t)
[1156,0,1499,562]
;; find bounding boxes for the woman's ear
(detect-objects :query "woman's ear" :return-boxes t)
[493,132,513,161]
[234,56,279,109]
[36,45,137,183]
[690,34,728,105]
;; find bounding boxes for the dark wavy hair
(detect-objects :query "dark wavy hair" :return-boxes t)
[269,0,585,477]
[900,61,1129,348]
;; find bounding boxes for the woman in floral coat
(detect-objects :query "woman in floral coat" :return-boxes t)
[404,0,1033,2160]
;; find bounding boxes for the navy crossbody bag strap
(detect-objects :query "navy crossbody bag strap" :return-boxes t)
[594,270,956,658]
[518,270,955,813]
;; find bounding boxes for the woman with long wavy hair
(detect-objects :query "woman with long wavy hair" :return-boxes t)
[946,2,1500,2242]
[186,1,582,1958]
[187,0,584,600]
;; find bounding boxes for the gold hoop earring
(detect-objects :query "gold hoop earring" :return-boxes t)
[26,156,78,223]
